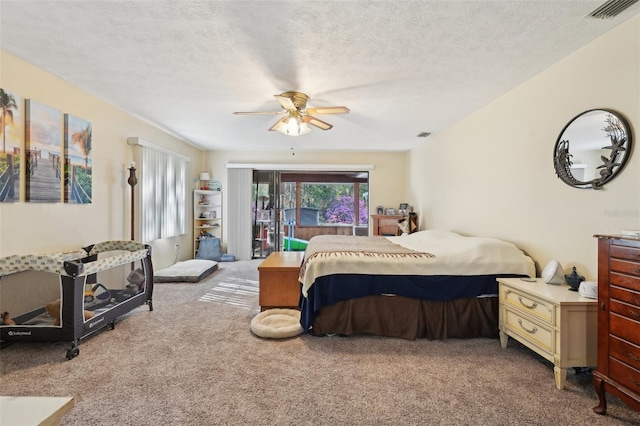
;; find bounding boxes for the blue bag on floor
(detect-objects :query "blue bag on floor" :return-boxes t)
[196,237,222,261]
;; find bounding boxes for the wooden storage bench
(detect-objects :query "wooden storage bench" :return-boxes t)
[258,251,304,311]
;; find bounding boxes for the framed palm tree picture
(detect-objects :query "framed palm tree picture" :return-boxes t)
[25,99,62,203]
[64,114,92,204]
[0,88,22,203]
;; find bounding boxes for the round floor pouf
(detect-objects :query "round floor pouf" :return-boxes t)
[250,308,303,339]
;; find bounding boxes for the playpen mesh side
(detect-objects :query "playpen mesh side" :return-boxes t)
[0,270,62,317]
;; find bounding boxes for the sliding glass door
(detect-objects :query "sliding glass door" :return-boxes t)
[252,171,282,258]
[251,170,369,259]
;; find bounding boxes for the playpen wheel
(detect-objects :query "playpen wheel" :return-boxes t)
[66,347,79,360]
[148,301,154,311]
[108,321,115,330]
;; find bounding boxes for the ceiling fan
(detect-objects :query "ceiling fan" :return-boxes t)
[233,91,350,136]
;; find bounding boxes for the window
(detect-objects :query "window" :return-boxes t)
[281,172,369,227]
[138,144,188,242]
[247,169,370,257]
[300,183,368,226]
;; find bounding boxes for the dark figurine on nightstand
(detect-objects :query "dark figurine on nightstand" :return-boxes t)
[565,266,585,291]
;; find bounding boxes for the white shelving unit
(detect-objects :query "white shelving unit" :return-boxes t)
[194,190,222,257]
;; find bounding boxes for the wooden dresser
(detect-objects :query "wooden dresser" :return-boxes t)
[593,234,640,414]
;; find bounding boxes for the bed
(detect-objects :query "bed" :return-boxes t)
[299,230,535,340]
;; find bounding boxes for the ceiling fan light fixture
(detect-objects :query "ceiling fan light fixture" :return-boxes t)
[274,115,310,136]
[298,121,311,135]
[235,91,348,135]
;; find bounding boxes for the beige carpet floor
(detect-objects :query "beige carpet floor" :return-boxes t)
[1,259,640,425]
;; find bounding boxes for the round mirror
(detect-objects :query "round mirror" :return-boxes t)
[554,109,632,189]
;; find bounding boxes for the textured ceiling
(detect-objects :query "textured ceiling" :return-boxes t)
[1,1,638,152]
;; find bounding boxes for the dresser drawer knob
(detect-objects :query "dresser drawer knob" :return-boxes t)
[631,310,640,318]
[629,353,640,362]
[632,268,640,275]
[601,302,606,311]
[631,378,640,388]
[518,319,538,334]
[517,296,538,310]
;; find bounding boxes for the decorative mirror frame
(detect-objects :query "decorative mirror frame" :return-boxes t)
[554,109,633,190]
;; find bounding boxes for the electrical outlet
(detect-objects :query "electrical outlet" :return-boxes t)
[175,244,180,251]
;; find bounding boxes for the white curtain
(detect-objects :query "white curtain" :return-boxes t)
[226,168,253,260]
[140,147,187,242]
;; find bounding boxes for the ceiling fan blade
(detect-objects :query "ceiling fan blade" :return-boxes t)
[268,117,288,131]
[233,111,282,115]
[274,95,297,112]
[303,115,333,130]
[305,106,350,115]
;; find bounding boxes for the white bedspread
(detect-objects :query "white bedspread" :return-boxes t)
[387,230,535,277]
[300,230,535,297]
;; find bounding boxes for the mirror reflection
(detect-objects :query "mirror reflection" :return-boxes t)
[554,109,632,190]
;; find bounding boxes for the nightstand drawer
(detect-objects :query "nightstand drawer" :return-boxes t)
[377,217,401,236]
[502,286,554,325]
[505,309,553,354]
[609,357,640,394]
[610,335,640,371]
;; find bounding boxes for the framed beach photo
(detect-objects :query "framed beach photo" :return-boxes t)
[25,99,62,203]
[0,88,22,203]
[64,113,92,203]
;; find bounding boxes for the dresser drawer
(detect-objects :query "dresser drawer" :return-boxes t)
[611,272,640,293]
[609,312,640,345]
[610,335,640,371]
[610,287,640,312]
[504,309,553,354]
[502,287,554,325]
[612,245,640,263]
[609,357,640,394]
[611,259,640,278]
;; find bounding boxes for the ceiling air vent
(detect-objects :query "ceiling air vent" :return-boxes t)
[587,0,639,19]
[417,132,431,138]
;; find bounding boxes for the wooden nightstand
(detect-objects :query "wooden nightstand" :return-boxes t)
[371,214,417,236]
[258,251,304,311]
[498,277,598,390]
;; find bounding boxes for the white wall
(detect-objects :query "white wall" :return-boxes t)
[0,51,206,269]
[409,16,640,279]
